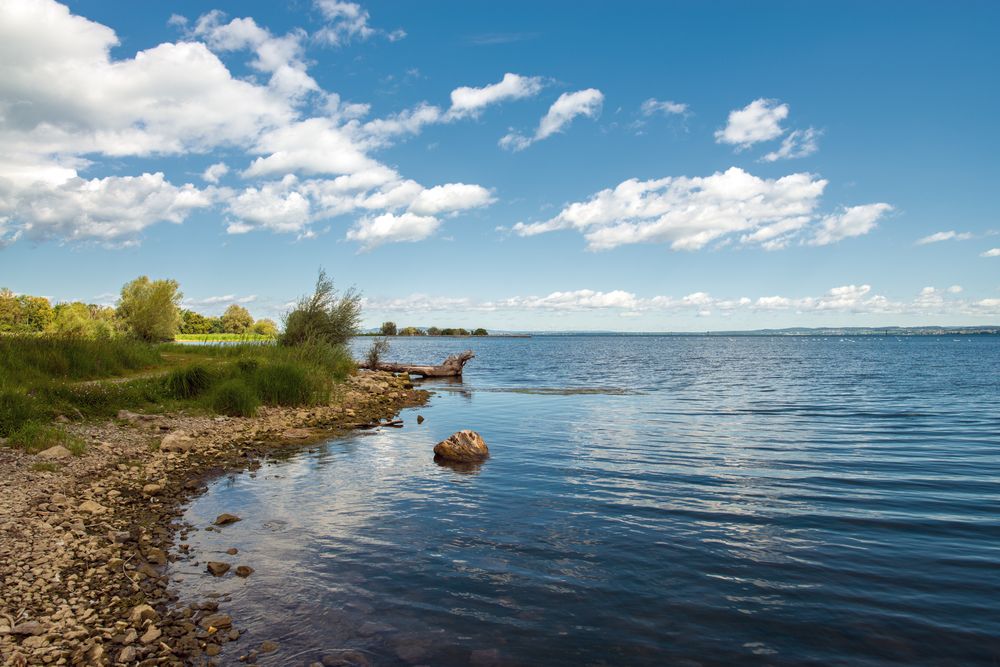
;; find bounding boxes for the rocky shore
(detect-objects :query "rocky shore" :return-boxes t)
[0,372,426,666]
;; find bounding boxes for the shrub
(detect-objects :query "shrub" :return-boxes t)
[0,390,35,437]
[117,276,182,342]
[365,336,390,369]
[165,364,213,399]
[252,362,316,406]
[252,319,278,337]
[281,270,361,348]
[210,379,259,417]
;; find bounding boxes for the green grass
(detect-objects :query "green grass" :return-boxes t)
[174,333,275,342]
[0,336,355,449]
[7,422,86,455]
[210,379,259,416]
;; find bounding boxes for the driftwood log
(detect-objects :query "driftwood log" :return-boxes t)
[359,350,475,378]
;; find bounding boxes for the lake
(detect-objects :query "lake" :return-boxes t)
[169,335,1000,665]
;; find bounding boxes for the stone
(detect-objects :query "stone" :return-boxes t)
[140,625,161,644]
[416,415,425,424]
[37,445,72,459]
[200,614,232,630]
[117,646,137,663]
[11,621,45,636]
[225,547,239,555]
[214,513,241,526]
[78,499,107,515]
[146,547,167,565]
[160,431,194,453]
[433,430,489,462]
[260,640,279,653]
[234,565,254,578]
[205,644,221,656]
[129,604,158,624]
[281,428,311,439]
[206,561,230,576]
[142,483,163,496]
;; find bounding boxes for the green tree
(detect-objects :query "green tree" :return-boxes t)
[0,288,18,332]
[252,318,278,337]
[180,309,211,334]
[49,303,93,337]
[380,321,398,336]
[281,269,361,347]
[399,326,424,336]
[20,296,54,332]
[426,326,441,336]
[116,276,182,342]
[221,304,254,334]
[472,328,489,336]
[207,317,225,334]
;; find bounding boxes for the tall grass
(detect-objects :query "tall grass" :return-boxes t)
[0,336,160,383]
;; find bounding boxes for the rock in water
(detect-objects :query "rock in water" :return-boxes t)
[206,561,230,576]
[214,513,241,526]
[433,430,489,462]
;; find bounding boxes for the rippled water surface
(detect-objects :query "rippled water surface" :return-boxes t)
[172,335,1000,666]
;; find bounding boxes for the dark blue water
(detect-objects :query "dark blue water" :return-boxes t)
[171,336,1000,666]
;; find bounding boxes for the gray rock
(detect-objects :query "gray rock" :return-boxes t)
[37,445,72,460]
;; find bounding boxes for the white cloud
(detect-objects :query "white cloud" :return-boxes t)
[500,88,604,151]
[640,98,688,116]
[715,98,788,149]
[346,211,440,249]
[364,283,1000,319]
[947,285,963,294]
[202,162,229,184]
[917,230,973,245]
[760,127,821,162]
[514,167,831,251]
[226,177,312,235]
[809,203,893,246]
[185,294,257,306]
[0,172,212,245]
[408,183,495,216]
[980,248,1000,257]
[244,118,381,177]
[313,1,401,46]
[447,73,545,119]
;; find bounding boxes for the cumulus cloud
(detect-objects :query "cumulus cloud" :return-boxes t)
[809,203,893,246]
[201,162,229,184]
[346,211,440,249]
[500,88,604,151]
[446,73,545,119]
[0,172,212,245]
[185,294,257,306]
[982,248,1000,257]
[640,98,688,116]
[513,167,827,251]
[760,127,821,162]
[917,230,973,245]
[408,183,495,216]
[715,98,789,149]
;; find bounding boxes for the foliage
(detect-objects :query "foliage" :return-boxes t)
[164,364,213,399]
[174,333,273,342]
[439,328,470,336]
[179,309,212,334]
[117,276,182,342]
[380,321,398,336]
[221,304,254,334]
[398,326,424,336]
[0,390,36,437]
[250,362,321,406]
[281,269,361,348]
[0,288,54,334]
[472,328,489,336]
[426,326,441,336]
[210,379,259,417]
[365,336,391,368]
[252,318,278,337]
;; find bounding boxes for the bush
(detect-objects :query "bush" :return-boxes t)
[365,337,390,369]
[252,363,316,406]
[252,319,278,337]
[281,270,361,348]
[117,276,182,342]
[210,379,259,417]
[0,390,36,437]
[165,364,213,399]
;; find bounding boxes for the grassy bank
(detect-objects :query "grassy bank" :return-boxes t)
[0,336,354,454]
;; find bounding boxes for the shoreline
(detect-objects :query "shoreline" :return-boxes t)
[0,371,427,666]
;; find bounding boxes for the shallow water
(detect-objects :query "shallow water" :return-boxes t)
[171,335,1000,666]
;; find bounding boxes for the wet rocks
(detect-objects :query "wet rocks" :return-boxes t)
[214,513,241,526]
[235,565,254,578]
[206,561,230,576]
[260,639,279,653]
[433,430,489,462]
[200,613,232,629]
[416,414,425,424]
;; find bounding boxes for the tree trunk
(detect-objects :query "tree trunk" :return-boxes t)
[358,350,475,378]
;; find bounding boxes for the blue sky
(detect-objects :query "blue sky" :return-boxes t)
[1,0,998,331]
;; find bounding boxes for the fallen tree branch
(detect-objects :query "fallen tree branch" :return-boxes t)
[357,350,475,378]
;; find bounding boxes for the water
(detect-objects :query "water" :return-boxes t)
[171,335,1000,666]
